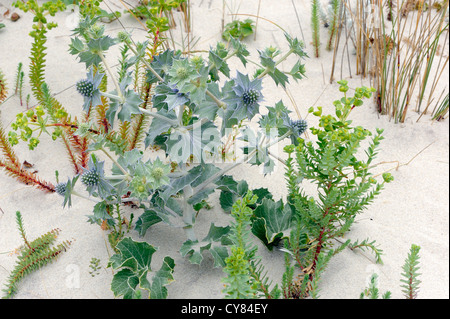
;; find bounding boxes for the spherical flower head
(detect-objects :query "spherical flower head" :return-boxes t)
[77,68,104,112]
[55,182,67,196]
[76,79,94,98]
[242,89,260,106]
[288,118,308,145]
[290,118,308,136]
[147,157,170,189]
[130,175,149,201]
[117,31,131,43]
[81,168,100,187]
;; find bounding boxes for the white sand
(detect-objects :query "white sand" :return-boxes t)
[0,0,448,299]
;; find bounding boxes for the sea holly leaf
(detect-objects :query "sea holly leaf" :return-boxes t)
[258,49,276,72]
[166,120,220,164]
[193,82,224,121]
[78,50,102,68]
[87,35,116,54]
[144,108,177,148]
[177,66,209,106]
[110,268,142,299]
[154,83,189,111]
[135,209,162,236]
[149,197,185,228]
[186,164,224,205]
[230,37,250,66]
[284,32,308,58]
[289,60,307,82]
[106,74,143,124]
[164,90,189,111]
[109,237,157,271]
[148,256,176,299]
[108,238,175,299]
[112,148,143,175]
[269,67,289,88]
[180,223,231,267]
[68,37,85,55]
[251,198,293,250]
[117,89,144,122]
[209,49,230,79]
[160,165,205,202]
[187,187,216,206]
[87,201,114,225]
[146,50,178,84]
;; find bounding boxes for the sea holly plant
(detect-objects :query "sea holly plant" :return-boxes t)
[36,15,310,272]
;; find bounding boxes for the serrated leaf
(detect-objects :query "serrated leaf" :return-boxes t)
[110,268,142,299]
[180,223,230,267]
[135,209,162,236]
[219,191,236,213]
[149,256,175,299]
[109,237,157,271]
[193,82,221,120]
[144,109,177,148]
[165,120,220,164]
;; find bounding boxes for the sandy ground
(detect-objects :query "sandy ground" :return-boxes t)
[0,0,448,299]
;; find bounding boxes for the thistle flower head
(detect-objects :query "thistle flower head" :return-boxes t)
[76,79,94,97]
[168,58,195,87]
[242,89,260,106]
[81,168,100,186]
[289,118,308,136]
[147,157,170,189]
[76,68,104,112]
[55,182,67,196]
[225,71,263,121]
[82,154,113,199]
[287,118,308,145]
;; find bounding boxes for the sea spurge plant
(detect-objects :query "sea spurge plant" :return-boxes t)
[237,82,394,298]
